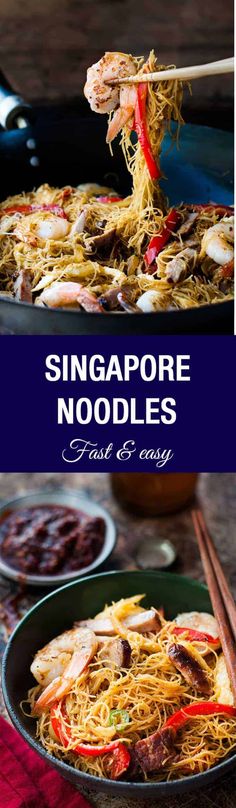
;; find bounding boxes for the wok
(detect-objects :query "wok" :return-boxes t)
[0,77,233,334]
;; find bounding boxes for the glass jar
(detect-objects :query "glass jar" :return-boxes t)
[110,473,198,516]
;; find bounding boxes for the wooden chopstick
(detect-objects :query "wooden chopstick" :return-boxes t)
[192,509,236,704]
[108,57,234,85]
[196,509,236,643]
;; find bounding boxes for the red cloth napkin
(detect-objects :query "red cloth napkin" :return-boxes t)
[0,716,92,808]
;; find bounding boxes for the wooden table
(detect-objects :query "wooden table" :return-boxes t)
[0,472,235,807]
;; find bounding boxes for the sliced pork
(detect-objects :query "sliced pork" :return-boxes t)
[86,227,116,253]
[177,212,198,237]
[135,727,175,773]
[99,637,131,667]
[165,248,197,283]
[77,608,162,636]
[168,643,211,694]
[14,269,32,303]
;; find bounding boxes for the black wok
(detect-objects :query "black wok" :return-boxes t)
[0,93,233,334]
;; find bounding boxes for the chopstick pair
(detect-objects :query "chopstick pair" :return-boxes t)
[192,509,236,704]
[108,57,234,85]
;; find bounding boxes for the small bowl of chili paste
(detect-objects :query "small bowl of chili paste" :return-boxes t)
[0,490,116,586]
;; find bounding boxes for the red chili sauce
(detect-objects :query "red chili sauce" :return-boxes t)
[0,505,105,575]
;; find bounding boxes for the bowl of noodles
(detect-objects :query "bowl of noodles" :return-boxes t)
[2,570,236,796]
[0,50,233,334]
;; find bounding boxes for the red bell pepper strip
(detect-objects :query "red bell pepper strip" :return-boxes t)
[51,704,71,746]
[134,83,161,181]
[164,702,236,732]
[0,204,33,216]
[51,703,127,757]
[96,196,123,203]
[172,626,220,645]
[106,744,131,779]
[0,203,67,219]
[144,208,182,269]
[36,204,68,219]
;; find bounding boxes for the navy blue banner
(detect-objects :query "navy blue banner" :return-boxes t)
[0,335,235,471]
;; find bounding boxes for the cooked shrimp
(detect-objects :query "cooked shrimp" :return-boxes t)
[35,217,70,241]
[84,51,137,114]
[37,281,83,308]
[14,214,70,245]
[31,627,98,712]
[175,611,219,639]
[106,84,137,142]
[37,281,104,312]
[136,290,164,312]
[84,52,137,143]
[201,216,234,266]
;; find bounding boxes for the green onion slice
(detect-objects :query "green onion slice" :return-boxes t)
[109,709,130,732]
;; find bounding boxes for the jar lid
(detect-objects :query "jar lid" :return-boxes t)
[136,537,177,570]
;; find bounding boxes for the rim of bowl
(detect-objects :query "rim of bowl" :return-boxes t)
[0,489,116,586]
[2,569,236,794]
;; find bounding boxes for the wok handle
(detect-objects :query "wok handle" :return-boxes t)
[0,68,32,129]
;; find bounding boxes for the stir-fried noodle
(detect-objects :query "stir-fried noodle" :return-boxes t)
[24,595,236,781]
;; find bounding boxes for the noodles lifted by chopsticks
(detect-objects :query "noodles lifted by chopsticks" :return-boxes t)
[24,594,236,782]
[0,50,234,313]
[105,50,184,251]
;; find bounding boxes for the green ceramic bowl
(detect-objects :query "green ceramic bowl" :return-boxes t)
[2,570,236,798]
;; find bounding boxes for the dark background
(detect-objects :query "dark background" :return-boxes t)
[0,0,234,128]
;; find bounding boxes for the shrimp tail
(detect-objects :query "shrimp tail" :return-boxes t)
[33,676,62,713]
[33,632,98,712]
[48,649,87,702]
[106,106,134,143]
